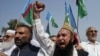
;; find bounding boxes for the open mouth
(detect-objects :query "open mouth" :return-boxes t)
[59,42,65,45]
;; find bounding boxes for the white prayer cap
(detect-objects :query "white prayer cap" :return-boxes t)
[6,29,15,34]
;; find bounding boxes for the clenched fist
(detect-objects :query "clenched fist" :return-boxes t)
[33,1,45,19]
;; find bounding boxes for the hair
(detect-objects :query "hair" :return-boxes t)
[86,26,97,36]
[49,35,57,38]
[16,25,33,40]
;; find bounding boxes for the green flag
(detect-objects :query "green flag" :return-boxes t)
[46,12,58,28]
[76,0,87,19]
[51,18,58,28]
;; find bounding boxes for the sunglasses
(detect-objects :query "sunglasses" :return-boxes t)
[89,30,98,33]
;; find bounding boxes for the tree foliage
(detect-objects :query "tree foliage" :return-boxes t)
[1,19,25,33]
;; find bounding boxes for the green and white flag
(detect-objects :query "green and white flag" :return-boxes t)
[76,0,87,19]
[46,12,58,28]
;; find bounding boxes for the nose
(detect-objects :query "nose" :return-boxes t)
[15,33,20,38]
[92,31,97,35]
[3,37,7,41]
[58,36,64,40]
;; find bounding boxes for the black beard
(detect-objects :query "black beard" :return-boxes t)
[15,37,30,49]
[53,41,74,56]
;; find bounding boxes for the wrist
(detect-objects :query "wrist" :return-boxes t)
[33,13,40,19]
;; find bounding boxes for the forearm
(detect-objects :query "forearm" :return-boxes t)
[33,1,55,55]
[34,19,52,46]
[33,19,55,55]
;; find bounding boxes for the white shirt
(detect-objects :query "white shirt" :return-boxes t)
[80,41,100,56]
[31,39,40,47]
[34,19,78,56]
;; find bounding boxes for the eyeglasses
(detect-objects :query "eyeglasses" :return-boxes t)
[3,35,11,38]
[89,30,98,33]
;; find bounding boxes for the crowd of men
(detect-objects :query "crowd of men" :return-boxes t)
[0,1,100,56]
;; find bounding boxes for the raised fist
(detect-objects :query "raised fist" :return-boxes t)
[33,1,45,13]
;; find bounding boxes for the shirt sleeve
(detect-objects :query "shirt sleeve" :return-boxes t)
[30,39,40,47]
[33,19,55,55]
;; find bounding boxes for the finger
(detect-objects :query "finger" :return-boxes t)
[38,8,44,11]
[36,1,38,6]
[33,3,38,11]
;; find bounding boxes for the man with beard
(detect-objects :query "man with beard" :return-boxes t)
[11,25,41,56]
[80,27,100,56]
[0,29,16,56]
[33,1,88,56]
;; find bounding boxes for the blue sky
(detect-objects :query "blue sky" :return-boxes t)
[0,0,100,41]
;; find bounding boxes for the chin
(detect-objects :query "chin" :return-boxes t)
[91,38,96,41]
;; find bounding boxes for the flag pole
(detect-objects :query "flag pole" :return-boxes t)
[14,15,21,30]
[76,15,81,42]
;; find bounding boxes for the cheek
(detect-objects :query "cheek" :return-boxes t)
[20,34,29,39]
[23,34,30,40]
[88,33,92,36]
[16,35,28,40]
[64,37,71,44]
[21,37,29,43]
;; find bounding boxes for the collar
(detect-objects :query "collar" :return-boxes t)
[87,41,99,45]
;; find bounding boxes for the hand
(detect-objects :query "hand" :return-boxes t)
[75,44,84,50]
[0,52,7,56]
[73,32,80,45]
[33,1,45,19]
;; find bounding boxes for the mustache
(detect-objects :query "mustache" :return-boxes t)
[15,37,21,42]
[15,37,29,43]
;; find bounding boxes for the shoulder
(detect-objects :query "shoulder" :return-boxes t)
[29,43,40,52]
[77,49,88,56]
[31,39,40,47]
[81,42,88,44]
[80,42,88,46]
[79,42,88,51]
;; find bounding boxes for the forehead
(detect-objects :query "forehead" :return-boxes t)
[58,29,71,34]
[16,27,29,32]
[88,27,96,31]
[5,33,14,36]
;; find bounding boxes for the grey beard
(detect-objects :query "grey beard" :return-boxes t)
[0,39,14,51]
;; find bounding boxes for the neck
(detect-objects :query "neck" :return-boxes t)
[89,40,96,44]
